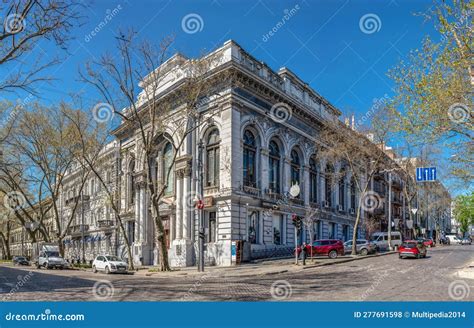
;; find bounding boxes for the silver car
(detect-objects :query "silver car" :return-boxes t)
[344,239,376,256]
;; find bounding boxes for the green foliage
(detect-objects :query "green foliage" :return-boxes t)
[453,192,474,233]
[387,0,473,184]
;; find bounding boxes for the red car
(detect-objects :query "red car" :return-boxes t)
[399,240,427,259]
[419,238,435,248]
[296,239,344,259]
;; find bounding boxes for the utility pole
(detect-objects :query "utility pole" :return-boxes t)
[387,171,392,251]
[81,191,85,264]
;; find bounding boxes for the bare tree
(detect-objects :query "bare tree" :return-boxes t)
[318,113,394,255]
[81,31,233,271]
[0,103,100,257]
[0,0,83,96]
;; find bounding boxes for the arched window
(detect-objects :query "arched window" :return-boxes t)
[268,140,280,193]
[163,142,174,195]
[243,130,257,187]
[206,129,220,187]
[129,160,136,205]
[325,164,333,207]
[290,149,301,198]
[309,156,318,203]
[339,168,346,211]
[350,177,356,212]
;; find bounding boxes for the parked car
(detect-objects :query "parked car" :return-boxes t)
[418,238,435,248]
[460,237,472,245]
[369,231,402,251]
[343,239,376,256]
[36,244,65,269]
[12,256,29,266]
[92,255,128,274]
[399,240,427,259]
[296,240,344,259]
[446,234,462,244]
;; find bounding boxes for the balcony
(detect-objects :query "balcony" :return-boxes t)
[242,185,260,196]
[67,224,89,235]
[290,198,304,206]
[97,220,114,228]
[265,189,284,200]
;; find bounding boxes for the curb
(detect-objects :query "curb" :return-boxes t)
[301,251,397,270]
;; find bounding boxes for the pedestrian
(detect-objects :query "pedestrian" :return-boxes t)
[300,242,307,265]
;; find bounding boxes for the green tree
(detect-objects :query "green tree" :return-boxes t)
[453,192,474,234]
[388,0,473,184]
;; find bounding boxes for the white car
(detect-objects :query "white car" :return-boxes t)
[92,255,128,274]
[446,235,462,244]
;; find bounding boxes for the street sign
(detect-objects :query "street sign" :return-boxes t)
[416,167,437,182]
[411,208,418,215]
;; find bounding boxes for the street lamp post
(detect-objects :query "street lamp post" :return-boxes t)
[387,171,392,251]
[81,191,85,264]
[197,139,205,272]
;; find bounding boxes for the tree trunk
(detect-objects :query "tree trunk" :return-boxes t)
[151,195,171,271]
[58,238,65,258]
[351,202,363,256]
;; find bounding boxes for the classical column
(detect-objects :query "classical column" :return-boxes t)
[260,147,269,192]
[302,165,309,205]
[182,166,192,239]
[176,170,183,240]
[283,156,291,195]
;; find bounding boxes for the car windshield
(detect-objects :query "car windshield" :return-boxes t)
[105,256,121,262]
[46,251,59,257]
[17,257,26,260]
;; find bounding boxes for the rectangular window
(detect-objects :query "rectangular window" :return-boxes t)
[328,222,336,239]
[273,214,283,245]
[208,212,217,243]
[248,211,259,244]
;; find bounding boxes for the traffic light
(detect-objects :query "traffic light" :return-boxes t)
[292,214,301,230]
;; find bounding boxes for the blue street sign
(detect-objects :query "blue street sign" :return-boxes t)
[416,167,437,182]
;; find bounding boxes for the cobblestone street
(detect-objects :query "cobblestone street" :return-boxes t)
[1,245,472,301]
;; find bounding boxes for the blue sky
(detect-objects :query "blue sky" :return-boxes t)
[5,0,460,192]
[13,0,439,111]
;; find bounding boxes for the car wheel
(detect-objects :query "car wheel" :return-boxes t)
[105,266,110,274]
[360,248,368,256]
[399,255,402,259]
[328,250,338,259]
[92,265,97,273]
